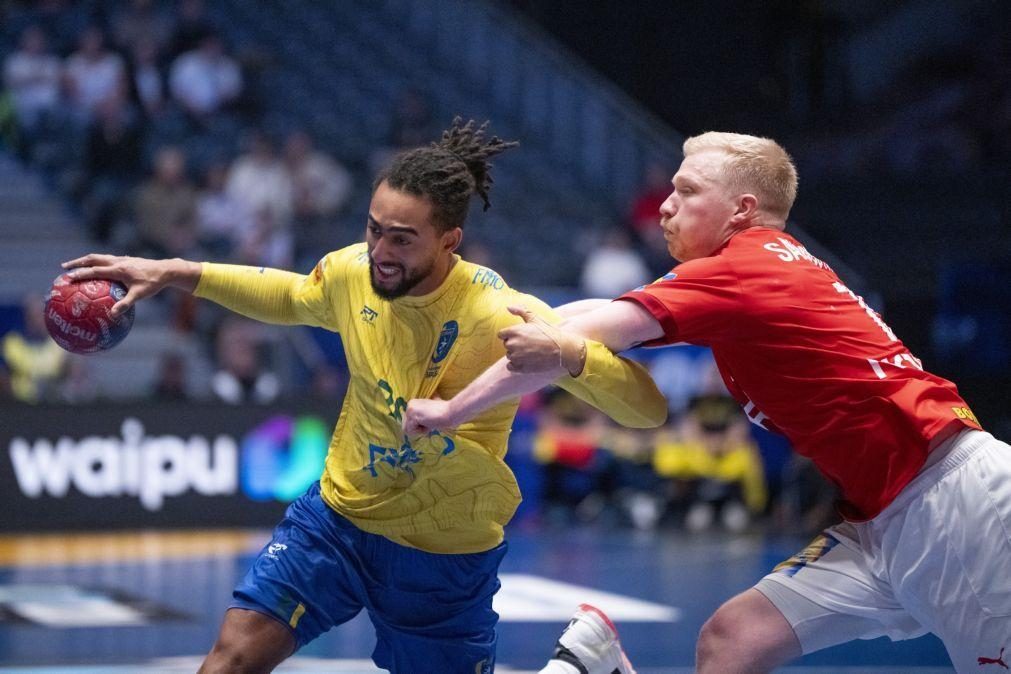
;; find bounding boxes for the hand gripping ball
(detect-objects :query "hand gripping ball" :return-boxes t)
[43,273,135,354]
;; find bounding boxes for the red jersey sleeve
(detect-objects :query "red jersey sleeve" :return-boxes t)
[618,255,742,347]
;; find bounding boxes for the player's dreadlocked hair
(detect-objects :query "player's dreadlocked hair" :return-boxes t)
[375,117,519,231]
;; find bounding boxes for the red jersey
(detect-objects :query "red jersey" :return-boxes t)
[619,227,981,520]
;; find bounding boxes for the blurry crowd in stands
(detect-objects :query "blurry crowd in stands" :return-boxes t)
[0,0,433,407]
[1,0,359,269]
[515,349,839,537]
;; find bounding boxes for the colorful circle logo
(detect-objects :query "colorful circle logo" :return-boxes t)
[240,415,328,502]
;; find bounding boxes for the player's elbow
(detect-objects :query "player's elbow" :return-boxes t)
[609,398,668,429]
[629,400,669,429]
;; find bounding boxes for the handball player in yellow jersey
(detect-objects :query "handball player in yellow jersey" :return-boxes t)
[63,118,666,673]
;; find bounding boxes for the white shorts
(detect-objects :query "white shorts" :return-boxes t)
[756,429,1011,672]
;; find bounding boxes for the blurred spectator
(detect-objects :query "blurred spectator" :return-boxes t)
[153,352,190,401]
[226,130,293,226]
[2,25,63,138]
[0,363,11,400]
[533,390,608,524]
[56,356,98,404]
[646,346,725,417]
[390,88,435,148]
[589,422,663,530]
[773,454,839,536]
[79,97,143,242]
[63,25,127,124]
[1,293,66,404]
[195,162,253,259]
[4,0,89,56]
[579,228,651,298]
[627,161,674,272]
[169,32,242,122]
[110,0,176,54]
[211,317,280,404]
[284,129,353,258]
[652,394,767,533]
[134,145,197,257]
[168,0,215,60]
[234,206,295,270]
[371,88,434,173]
[285,129,353,221]
[126,37,168,119]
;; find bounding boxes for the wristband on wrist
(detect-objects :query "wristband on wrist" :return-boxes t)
[559,334,587,377]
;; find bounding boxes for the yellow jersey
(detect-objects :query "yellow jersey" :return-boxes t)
[196,243,666,552]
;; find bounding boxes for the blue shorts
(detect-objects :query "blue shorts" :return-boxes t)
[230,482,505,673]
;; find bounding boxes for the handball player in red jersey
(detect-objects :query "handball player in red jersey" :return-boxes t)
[404,132,1009,674]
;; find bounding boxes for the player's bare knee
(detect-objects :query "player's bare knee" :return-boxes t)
[697,595,798,674]
[201,637,274,674]
[200,641,255,674]
[199,612,292,674]
[696,608,742,671]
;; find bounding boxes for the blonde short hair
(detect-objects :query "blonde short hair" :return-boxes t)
[683,132,798,219]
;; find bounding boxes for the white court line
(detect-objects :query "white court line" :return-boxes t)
[495,573,681,622]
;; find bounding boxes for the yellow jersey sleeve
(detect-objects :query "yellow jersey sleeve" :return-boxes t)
[193,249,353,330]
[507,293,668,428]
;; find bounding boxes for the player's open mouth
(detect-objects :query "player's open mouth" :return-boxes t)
[374,264,403,281]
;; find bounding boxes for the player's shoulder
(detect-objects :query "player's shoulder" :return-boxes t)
[452,259,529,321]
[456,258,514,295]
[649,252,729,287]
[627,248,735,297]
[328,242,370,268]
[312,243,369,280]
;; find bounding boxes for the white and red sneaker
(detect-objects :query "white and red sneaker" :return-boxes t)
[545,603,636,674]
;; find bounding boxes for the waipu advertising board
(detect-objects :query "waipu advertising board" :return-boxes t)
[0,401,336,530]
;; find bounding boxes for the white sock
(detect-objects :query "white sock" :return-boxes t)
[538,661,581,674]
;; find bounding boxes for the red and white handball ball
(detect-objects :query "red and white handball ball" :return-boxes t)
[44,273,135,354]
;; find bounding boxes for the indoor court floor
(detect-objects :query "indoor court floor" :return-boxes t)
[0,527,955,673]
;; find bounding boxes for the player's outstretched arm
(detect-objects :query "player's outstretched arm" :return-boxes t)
[193,261,325,326]
[403,357,562,435]
[545,299,666,357]
[516,300,669,428]
[64,254,332,328]
[402,300,668,435]
[63,254,202,319]
[550,298,612,319]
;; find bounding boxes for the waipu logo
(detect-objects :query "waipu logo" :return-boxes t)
[432,320,459,363]
[240,415,328,502]
[8,415,328,510]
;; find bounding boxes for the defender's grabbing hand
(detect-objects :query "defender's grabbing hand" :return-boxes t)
[498,305,585,376]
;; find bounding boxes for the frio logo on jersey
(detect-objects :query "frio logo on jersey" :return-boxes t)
[239,415,328,502]
[431,320,459,363]
[471,267,505,289]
